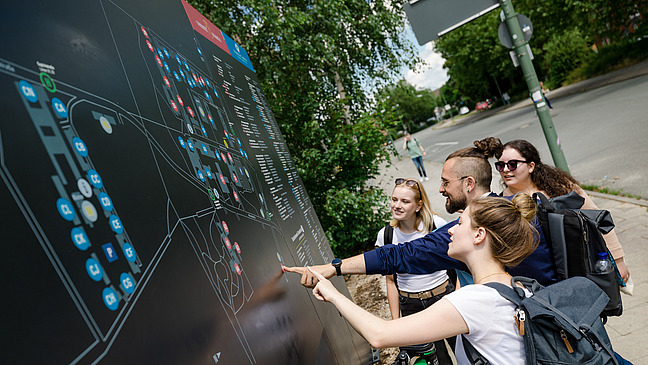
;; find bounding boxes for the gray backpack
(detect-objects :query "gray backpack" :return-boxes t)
[462,276,618,365]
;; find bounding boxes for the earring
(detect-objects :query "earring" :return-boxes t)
[416,209,420,212]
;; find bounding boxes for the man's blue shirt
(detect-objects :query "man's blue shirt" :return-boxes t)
[364,195,559,286]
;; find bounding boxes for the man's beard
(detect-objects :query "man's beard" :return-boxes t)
[445,193,467,214]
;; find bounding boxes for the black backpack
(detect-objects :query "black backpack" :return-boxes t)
[534,192,623,316]
[462,276,619,365]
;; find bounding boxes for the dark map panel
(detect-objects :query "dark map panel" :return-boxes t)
[0,1,369,364]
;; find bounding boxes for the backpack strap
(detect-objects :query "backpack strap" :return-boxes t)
[383,223,394,245]
[383,224,398,289]
[461,335,491,365]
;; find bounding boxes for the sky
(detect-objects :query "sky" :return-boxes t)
[402,25,449,91]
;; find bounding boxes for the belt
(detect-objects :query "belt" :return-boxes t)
[398,279,450,299]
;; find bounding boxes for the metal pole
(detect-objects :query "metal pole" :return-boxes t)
[499,0,570,173]
[439,89,454,121]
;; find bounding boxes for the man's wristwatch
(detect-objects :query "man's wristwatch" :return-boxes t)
[331,258,342,276]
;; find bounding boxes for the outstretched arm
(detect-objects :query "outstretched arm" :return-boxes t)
[284,254,367,288]
[308,268,468,348]
[286,221,468,288]
[364,220,467,275]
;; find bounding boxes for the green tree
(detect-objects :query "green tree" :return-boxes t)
[189,0,420,256]
[433,0,648,100]
[375,80,438,132]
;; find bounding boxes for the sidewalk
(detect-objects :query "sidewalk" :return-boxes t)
[372,154,648,363]
[433,58,648,129]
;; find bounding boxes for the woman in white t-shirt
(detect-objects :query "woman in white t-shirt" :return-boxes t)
[305,194,539,365]
[375,178,453,364]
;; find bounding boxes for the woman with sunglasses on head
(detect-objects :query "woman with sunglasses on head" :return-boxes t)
[487,138,630,282]
[306,195,539,364]
[375,178,453,364]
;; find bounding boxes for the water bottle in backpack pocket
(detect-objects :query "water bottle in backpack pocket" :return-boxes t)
[534,192,623,317]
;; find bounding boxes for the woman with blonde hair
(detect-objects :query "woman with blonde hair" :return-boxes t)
[375,178,451,363]
[303,195,539,364]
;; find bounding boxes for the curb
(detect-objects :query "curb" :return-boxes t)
[585,190,648,208]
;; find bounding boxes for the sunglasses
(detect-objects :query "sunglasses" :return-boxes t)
[495,160,529,172]
[395,178,420,190]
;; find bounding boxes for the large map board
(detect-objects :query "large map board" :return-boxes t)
[0,1,370,364]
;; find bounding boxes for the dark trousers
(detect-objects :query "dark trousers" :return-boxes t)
[411,156,427,177]
[399,281,456,365]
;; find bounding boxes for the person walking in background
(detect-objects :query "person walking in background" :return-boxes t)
[539,81,553,109]
[403,132,429,181]
[502,92,510,105]
[376,178,453,364]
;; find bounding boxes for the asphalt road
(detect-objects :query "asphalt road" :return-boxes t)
[409,74,648,199]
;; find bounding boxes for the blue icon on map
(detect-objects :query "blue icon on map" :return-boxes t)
[102,287,119,311]
[204,90,210,100]
[174,71,181,82]
[164,48,170,58]
[120,273,136,294]
[197,46,202,56]
[206,167,213,179]
[108,215,124,234]
[187,139,194,152]
[176,54,181,64]
[164,62,170,73]
[197,170,205,182]
[71,227,90,250]
[57,198,76,221]
[201,143,208,155]
[157,48,164,59]
[19,80,38,103]
[184,61,190,71]
[206,79,211,88]
[86,258,103,281]
[72,137,89,157]
[216,151,222,161]
[102,242,119,262]
[201,125,207,136]
[122,243,137,262]
[51,97,68,118]
[87,169,103,189]
[98,192,113,212]
[214,90,219,98]
[178,136,186,148]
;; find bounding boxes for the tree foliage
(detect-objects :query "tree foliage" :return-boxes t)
[375,80,439,132]
[188,0,419,256]
[433,0,648,101]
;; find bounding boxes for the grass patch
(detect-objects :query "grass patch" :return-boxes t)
[581,184,644,200]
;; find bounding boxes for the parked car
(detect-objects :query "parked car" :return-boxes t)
[476,101,490,110]
[459,106,470,115]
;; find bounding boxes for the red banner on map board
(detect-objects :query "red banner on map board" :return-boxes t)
[181,0,230,54]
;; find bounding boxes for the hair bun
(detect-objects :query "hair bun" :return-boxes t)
[473,137,503,158]
[512,193,537,222]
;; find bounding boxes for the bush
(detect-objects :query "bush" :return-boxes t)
[321,187,390,258]
[583,38,648,78]
[543,28,590,87]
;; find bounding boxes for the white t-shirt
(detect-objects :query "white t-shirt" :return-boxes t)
[444,285,527,365]
[374,216,448,292]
